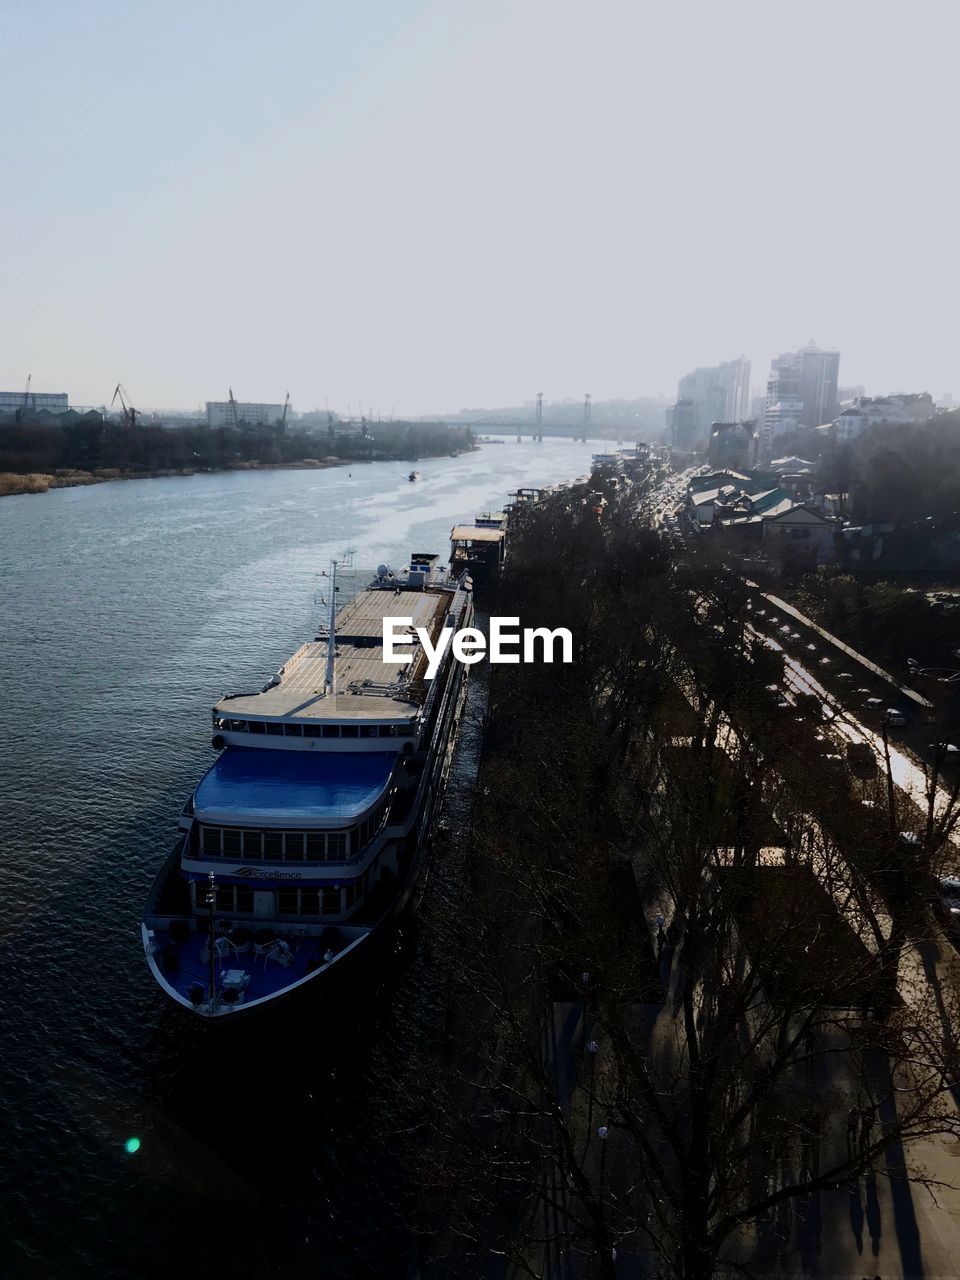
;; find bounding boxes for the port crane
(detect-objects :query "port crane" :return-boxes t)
[111,383,139,428]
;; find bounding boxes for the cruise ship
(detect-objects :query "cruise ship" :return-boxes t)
[141,553,473,1019]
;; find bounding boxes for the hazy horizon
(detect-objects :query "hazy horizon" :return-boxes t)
[2,0,958,415]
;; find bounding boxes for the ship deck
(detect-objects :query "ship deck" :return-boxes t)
[216,586,452,722]
[148,922,369,1010]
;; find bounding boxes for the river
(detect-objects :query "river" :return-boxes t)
[0,437,595,1280]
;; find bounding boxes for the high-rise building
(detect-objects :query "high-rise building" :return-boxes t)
[670,356,750,449]
[763,341,840,452]
[837,384,865,405]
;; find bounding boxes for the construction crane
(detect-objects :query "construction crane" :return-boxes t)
[279,392,291,432]
[111,383,139,428]
[14,374,31,423]
[228,387,240,429]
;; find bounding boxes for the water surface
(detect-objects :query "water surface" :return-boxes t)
[0,438,594,1279]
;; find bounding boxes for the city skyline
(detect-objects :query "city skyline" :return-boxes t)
[4,341,952,422]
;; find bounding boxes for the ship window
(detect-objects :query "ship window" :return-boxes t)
[222,830,242,856]
[264,831,283,860]
[278,890,298,915]
[306,833,326,860]
[228,720,248,733]
[303,725,324,738]
[329,832,347,859]
[343,884,360,911]
[360,726,378,738]
[202,827,222,855]
[243,830,262,859]
[340,725,359,739]
[321,888,340,914]
[378,725,397,737]
[248,720,265,734]
[285,833,305,861]
[236,887,254,913]
[216,886,234,910]
[300,889,321,915]
[283,723,302,737]
[266,722,284,736]
[322,725,340,739]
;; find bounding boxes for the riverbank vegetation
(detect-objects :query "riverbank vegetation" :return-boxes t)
[0,418,473,492]
[774,409,960,529]
[397,475,960,1277]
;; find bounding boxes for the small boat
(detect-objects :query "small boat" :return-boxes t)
[408,470,422,482]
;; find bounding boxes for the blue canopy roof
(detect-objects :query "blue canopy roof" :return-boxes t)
[193,749,394,828]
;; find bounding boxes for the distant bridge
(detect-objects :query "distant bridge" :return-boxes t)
[466,420,638,440]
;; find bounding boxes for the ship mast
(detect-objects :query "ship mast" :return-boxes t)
[325,559,338,694]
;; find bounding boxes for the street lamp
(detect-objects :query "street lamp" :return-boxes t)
[205,870,217,1010]
[598,1124,610,1244]
[586,1039,600,1140]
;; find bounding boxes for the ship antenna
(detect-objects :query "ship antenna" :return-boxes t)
[325,559,338,694]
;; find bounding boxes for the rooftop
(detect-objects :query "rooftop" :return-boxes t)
[194,748,394,826]
[450,525,505,543]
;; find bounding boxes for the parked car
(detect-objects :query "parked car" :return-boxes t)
[837,672,855,683]
[866,697,885,710]
[940,877,960,914]
[883,708,908,727]
[936,877,960,939]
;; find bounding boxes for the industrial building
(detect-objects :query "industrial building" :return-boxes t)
[206,400,289,428]
[0,390,69,415]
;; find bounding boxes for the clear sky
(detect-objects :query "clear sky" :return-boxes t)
[2,0,958,415]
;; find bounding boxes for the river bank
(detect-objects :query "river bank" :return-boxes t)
[0,459,344,499]
[0,450,480,499]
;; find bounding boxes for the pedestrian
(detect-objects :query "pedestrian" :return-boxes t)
[860,1103,876,1152]
[846,1106,860,1153]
